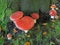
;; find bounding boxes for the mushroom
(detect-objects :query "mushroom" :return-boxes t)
[49,9,57,19]
[13,16,34,33]
[50,4,59,10]
[50,4,56,9]
[10,11,23,21]
[7,33,12,40]
[31,13,39,23]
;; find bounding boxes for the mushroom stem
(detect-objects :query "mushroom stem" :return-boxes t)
[34,19,36,23]
[24,30,28,33]
[52,8,54,10]
[8,37,12,40]
[51,16,55,19]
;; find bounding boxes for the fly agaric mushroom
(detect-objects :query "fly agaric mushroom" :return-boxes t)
[13,16,34,33]
[7,33,12,40]
[49,9,57,19]
[10,11,23,21]
[31,13,39,23]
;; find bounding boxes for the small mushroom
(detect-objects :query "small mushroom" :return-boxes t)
[50,4,56,9]
[49,9,57,19]
[7,33,12,40]
[10,11,23,21]
[31,13,39,23]
[14,16,34,33]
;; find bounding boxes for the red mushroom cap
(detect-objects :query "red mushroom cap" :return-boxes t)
[31,13,39,19]
[10,11,23,21]
[49,10,57,16]
[14,16,34,30]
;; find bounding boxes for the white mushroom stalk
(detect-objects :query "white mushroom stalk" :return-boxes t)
[51,16,55,19]
[34,19,36,23]
[52,8,54,10]
[8,37,12,40]
[24,30,29,33]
